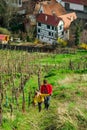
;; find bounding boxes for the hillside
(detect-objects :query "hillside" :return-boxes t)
[0,49,87,130]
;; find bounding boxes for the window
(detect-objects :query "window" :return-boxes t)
[52,33,53,36]
[38,22,41,26]
[62,31,64,35]
[38,29,40,33]
[47,25,50,29]
[52,26,54,30]
[65,3,70,10]
[49,32,51,36]
[55,27,57,31]
[84,6,87,12]
[19,0,21,5]
[40,10,42,13]
[59,25,62,30]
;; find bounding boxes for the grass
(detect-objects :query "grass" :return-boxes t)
[0,50,87,130]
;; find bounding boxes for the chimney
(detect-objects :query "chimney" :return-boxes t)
[45,15,48,21]
[52,10,56,16]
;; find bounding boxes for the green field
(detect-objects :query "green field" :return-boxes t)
[0,49,87,130]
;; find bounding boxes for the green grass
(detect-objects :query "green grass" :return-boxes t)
[0,50,87,130]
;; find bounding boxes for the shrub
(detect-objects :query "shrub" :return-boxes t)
[79,43,87,50]
[0,27,11,35]
[34,38,40,44]
[57,38,68,47]
[26,35,30,42]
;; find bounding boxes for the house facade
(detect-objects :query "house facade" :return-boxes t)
[36,13,64,44]
[60,0,87,13]
[0,34,9,44]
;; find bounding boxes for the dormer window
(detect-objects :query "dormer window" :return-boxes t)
[40,10,43,13]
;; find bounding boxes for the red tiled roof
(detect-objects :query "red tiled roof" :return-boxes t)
[43,2,66,17]
[34,0,66,16]
[60,12,77,29]
[62,0,87,6]
[36,13,62,26]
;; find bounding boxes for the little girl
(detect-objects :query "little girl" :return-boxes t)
[33,90,49,112]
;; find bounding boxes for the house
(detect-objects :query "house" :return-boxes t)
[36,13,64,44]
[35,0,77,42]
[18,0,31,15]
[59,12,77,39]
[60,0,87,13]
[80,24,87,43]
[0,34,9,44]
[5,0,22,7]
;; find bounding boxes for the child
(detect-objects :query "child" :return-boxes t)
[33,90,49,112]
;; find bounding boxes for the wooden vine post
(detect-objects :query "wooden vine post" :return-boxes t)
[0,75,2,125]
[22,88,25,113]
[38,68,41,90]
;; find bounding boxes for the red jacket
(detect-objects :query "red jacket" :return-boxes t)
[40,84,52,95]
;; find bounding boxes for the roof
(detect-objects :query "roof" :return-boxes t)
[0,34,7,40]
[36,13,62,26]
[34,0,66,16]
[60,12,77,29]
[62,0,87,6]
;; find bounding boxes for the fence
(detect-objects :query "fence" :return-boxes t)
[0,43,77,54]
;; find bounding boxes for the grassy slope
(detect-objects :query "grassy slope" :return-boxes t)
[0,50,87,130]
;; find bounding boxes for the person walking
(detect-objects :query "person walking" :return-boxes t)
[33,90,49,112]
[40,79,53,110]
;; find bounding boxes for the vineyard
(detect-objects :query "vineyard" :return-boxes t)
[0,49,87,130]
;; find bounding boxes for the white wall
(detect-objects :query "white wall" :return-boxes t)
[39,36,55,44]
[39,6,44,13]
[37,20,64,44]
[70,3,83,11]
[64,30,69,40]
[59,1,65,7]
[61,1,84,11]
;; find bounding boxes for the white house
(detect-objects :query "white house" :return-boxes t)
[36,13,64,44]
[34,0,77,42]
[59,0,87,13]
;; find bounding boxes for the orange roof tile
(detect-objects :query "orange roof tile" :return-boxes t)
[34,0,66,16]
[43,3,66,16]
[60,12,77,29]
